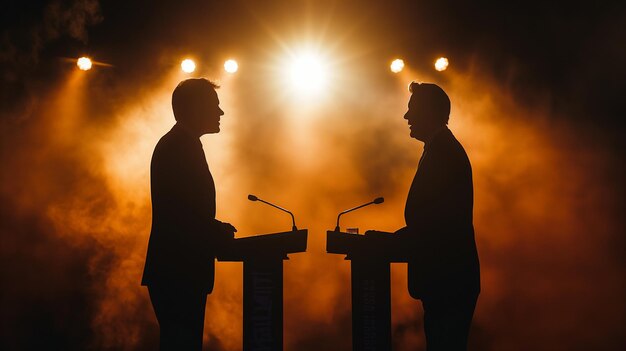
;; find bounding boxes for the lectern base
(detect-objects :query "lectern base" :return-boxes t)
[351,260,391,351]
[243,259,284,351]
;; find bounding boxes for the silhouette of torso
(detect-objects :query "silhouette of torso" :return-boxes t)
[402,128,480,299]
[142,124,218,293]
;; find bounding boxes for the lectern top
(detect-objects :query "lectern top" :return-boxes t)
[217,229,308,262]
[326,230,408,262]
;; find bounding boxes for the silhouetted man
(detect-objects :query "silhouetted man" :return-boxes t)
[396,82,480,350]
[141,78,236,350]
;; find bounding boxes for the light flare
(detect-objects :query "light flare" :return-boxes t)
[435,57,449,71]
[181,58,196,73]
[224,59,239,73]
[77,57,92,71]
[390,59,405,73]
[289,53,327,93]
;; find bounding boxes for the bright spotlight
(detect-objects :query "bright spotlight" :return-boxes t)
[224,59,238,73]
[435,57,449,71]
[390,59,405,73]
[289,53,327,93]
[77,57,92,71]
[181,59,196,73]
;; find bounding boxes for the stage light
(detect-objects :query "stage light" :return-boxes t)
[181,59,196,73]
[77,57,92,71]
[289,53,327,92]
[224,59,238,73]
[390,59,404,73]
[435,57,449,71]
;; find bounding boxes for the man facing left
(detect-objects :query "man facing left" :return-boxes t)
[142,78,237,350]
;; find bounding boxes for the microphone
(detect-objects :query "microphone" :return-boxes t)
[248,194,298,231]
[335,197,384,232]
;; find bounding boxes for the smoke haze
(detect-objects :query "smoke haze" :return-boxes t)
[1,1,624,350]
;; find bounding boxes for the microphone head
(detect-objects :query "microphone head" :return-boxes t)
[374,197,384,204]
[248,194,258,201]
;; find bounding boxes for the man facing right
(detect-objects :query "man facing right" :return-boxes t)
[396,82,480,350]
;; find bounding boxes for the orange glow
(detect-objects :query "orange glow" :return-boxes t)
[434,57,449,71]
[2,59,623,351]
[181,58,196,73]
[390,58,405,73]
[77,57,92,70]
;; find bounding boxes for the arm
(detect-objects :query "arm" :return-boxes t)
[151,139,230,253]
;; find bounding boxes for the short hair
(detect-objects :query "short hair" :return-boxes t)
[171,78,220,121]
[408,82,450,124]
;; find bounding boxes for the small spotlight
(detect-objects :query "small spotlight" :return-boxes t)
[224,59,238,73]
[181,59,196,73]
[435,57,449,71]
[390,59,404,73]
[77,57,92,71]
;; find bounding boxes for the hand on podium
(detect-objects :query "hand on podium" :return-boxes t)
[364,230,408,259]
[392,227,409,236]
[392,227,413,245]
[219,221,237,236]
[365,230,392,238]
[213,220,237,249]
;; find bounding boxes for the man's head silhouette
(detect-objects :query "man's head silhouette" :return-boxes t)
[404,82,450,142]
[172,78,224,136]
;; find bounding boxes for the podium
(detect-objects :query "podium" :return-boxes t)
[218,229,308,351]
[326,230,406,351]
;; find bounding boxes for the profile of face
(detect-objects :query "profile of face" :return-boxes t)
[187,88,225,135]
[404,94,439,141]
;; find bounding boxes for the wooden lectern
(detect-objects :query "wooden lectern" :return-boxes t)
[326,230,406,351]
[218,229,308,351]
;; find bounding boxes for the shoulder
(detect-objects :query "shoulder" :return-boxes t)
[154,126,197,154]
[157,126,184,147]
[430,129,471,169]
[152,127,194,167]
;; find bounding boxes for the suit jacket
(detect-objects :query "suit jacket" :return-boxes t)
[142,124,223,293]
[399,128,480,299]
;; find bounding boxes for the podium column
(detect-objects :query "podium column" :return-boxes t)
[351,259,392,351]
[243,258,284,351]
[219,230,306,351]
